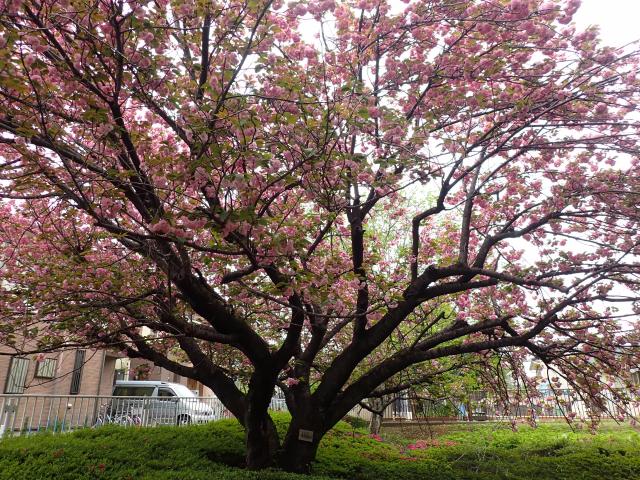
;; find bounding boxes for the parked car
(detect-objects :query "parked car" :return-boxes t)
[108,380,218,425]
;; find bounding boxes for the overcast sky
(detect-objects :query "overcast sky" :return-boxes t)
[574,0,640,48]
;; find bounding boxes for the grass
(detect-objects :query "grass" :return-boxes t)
[0,414,639,479]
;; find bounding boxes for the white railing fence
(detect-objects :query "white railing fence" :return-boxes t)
[345,389,640,423]
[3,388,638,437]
[0,393,289,438]
[462,388,640,421]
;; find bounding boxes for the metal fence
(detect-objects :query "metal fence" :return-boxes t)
[463,388,640,421]
[0,394,288,438]
[346,389,640,423]
[4,388,638,437]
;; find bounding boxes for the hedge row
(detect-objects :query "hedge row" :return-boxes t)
[1,413,639,479]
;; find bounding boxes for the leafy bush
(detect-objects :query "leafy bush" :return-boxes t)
[341,415,370,430]
[1,415,639,479]
[0,420,266,480]
[312,422,454,480]
[417,423,640,480]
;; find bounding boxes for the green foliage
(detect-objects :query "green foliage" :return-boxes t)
[341,415,370,430]
[313,422,454,480]
[0,420,244,480]
[0,415,639,479]
[411,423,640,480]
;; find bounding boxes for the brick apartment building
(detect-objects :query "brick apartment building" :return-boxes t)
[1,346,122,397]
[1,346,213,398]
[0,344,123,433]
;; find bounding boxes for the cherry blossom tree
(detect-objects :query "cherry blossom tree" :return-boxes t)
[1,0,639,471]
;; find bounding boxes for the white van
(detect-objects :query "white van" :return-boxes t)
[108,380,218,425]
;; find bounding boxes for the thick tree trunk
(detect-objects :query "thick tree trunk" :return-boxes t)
[244,370,280,469]
[278,414,323,474]
[245,411,279,469]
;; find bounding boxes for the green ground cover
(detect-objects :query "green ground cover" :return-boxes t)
[0,414,639,479]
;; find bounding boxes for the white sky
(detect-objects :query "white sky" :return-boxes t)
[297,1,640,50]
[574,0,640,47]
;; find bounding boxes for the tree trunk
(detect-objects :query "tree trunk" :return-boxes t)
[278,414,323,473]
[244,371,280,469]
[368,397,385,434]
[245,409,279,469]
[369,411,383,435]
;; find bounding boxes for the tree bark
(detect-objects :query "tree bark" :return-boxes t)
[278,413,323,474]
[244,370,280,469]
[245,411,280,469]
[369,412,382,435]
[368,396,385,434]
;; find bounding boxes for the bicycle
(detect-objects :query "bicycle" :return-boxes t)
[94,403,142,427]
[112,413,142,426]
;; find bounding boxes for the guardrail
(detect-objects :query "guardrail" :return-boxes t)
[0,394,288,438]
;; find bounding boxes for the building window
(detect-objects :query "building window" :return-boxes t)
[114,358,129,382]
[35,358,57,379]
[114,368,127,382]
[69,350,86,395]
[4,357,30,394]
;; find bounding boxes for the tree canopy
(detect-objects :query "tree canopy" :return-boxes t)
[0,0,639,471]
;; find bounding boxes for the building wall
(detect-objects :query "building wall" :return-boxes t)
[0,346,122,432]
[0,346,120,396]
[1,349,214,398]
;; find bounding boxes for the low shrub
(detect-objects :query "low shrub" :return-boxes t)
[1,414,639,480]
[419,423,640,480]
[341,415,370,430]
